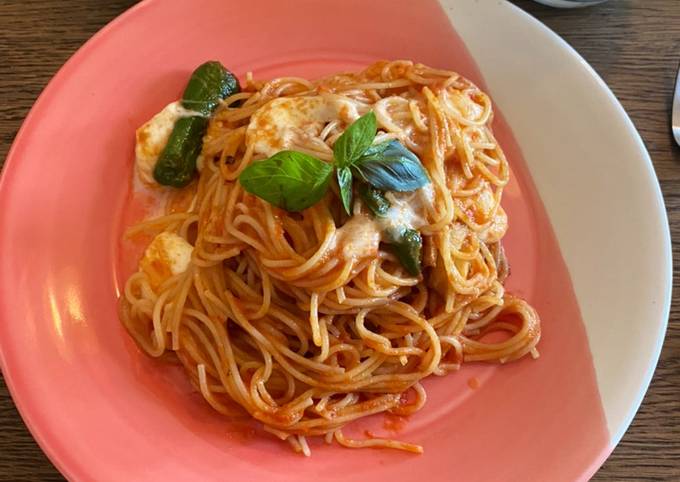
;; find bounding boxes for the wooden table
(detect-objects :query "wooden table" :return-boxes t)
[0,0,678,480]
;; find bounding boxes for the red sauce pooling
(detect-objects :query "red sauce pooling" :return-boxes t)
[383,413,409,433]
[467,377,480,390]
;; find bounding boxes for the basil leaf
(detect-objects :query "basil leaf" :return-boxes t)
[352,140,430,192]
[337,167,353,215]
[358,140,391,158]
[333,112,377,168]
[357,183,390,217]
[238,151,333,212]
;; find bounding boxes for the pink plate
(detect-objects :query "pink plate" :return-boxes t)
[1,0,641,480]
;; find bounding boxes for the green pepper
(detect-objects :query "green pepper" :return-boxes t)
[357,182,390,217]
[358,184,423,275]
[153,61,240,187]
[387,227,422,276]
[181,61,240,116]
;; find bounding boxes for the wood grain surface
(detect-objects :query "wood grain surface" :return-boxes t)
[0,0,678,480]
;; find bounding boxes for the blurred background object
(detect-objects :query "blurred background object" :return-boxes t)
[533,0,608,7]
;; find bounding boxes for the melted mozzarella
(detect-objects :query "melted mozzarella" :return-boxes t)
[246,94,364,157]
[135,101,200,185]
[140,232,193,289]
[335,214,381,261]
[380,185,434,232]
[332,185,434,262]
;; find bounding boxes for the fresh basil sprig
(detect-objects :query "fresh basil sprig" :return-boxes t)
[336,167,353,215]
[333,111,377,168]
[352,140,429,192]
[238,111,429,214]
[332,112,378,213]
[239,151,333,212]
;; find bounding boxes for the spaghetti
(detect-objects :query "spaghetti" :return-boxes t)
[120,60,541,455]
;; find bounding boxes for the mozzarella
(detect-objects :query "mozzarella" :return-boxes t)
[246,94,365,157]
[380,186,433,233]
[135,101,199,185]
[140,232,193,289]
[335,214,381,261]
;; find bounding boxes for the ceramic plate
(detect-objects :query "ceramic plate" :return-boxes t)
[0,0,670,480]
